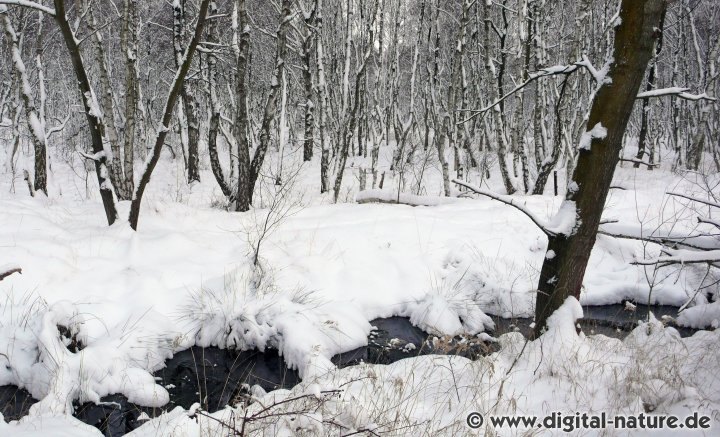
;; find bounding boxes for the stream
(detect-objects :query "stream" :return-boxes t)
[0,303,708,436]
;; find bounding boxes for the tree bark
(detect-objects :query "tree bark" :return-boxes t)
[533,0,667,337]
[121,0,138,195]
[234,0,252,211]
[248,0,292,203]
[129,0,211,230]
[53,0,118,224]
[1,6,47,195]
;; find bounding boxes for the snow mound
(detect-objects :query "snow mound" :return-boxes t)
[185,264,372,379]
[0,298,171,415]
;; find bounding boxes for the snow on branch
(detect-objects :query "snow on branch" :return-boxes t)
[457,64,577,124]
[45,113,71,139]
[632,249,720,267]
[667,192,720,209]
[77,150,106,162]
[602,190,720,269]
[636,87,716,101]
[0,264,22,281]
[598,223,718,251]
[576,54,610,84]
[0,1,55,16]
[452,179,555,236]
[698,216,720,230]
[457,55,612,125]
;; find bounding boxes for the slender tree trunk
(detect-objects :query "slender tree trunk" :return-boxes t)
[248,0,292,203]
[129,0,212,229]
[207,0,232,199]
[51,0,118,224]
[174,0,200,184]
[86,0,130,199]
[234,0,252,211]
[301,5,317,162]
[2,6,48,196]
[316,0,331,193]
[121,0,138,194]
[635,8,666,169]
[33,10,48,195]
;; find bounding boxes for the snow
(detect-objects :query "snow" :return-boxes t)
[0,414,101,436]
[125,300,720,436]
[637,87,691,98]
[678,300,720,329]
[356,189,458,206]
[579,122,608,150]
[546,200,578,235]
[1,138,718,434]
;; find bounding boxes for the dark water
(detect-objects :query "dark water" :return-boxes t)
[489,303,699,339]
[0,304,709,436]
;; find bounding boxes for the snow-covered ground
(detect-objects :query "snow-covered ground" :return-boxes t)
[1,146,718,435]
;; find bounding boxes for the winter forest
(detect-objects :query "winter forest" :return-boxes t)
[0,0,719,435]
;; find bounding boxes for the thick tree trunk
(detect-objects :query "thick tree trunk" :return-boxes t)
[533,0,667,337]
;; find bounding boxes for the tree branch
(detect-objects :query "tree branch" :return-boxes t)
[631,249,720,266]
[636,87,715,101]
[0,265,21,281]
[0,0,55,16]
[667,192,720,209]
[598,223,718,251]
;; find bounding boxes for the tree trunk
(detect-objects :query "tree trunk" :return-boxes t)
[121,0,138,195]
[316,0,331,193]
[173,0,200,184]
[248,0,292,204]
[234,0,252,211]
[129,0,211,229]
[635,8,665,168]
[87,0,130,199]
[1,7,48,196]
[533,0,667,337]
[53,0,118,224]
[301,5,317,162]
[206,1,232,199]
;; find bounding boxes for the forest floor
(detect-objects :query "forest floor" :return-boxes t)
[0,146,718,435]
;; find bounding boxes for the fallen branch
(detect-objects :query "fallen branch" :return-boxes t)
[356,189,457,207]
[619,158,659,167]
